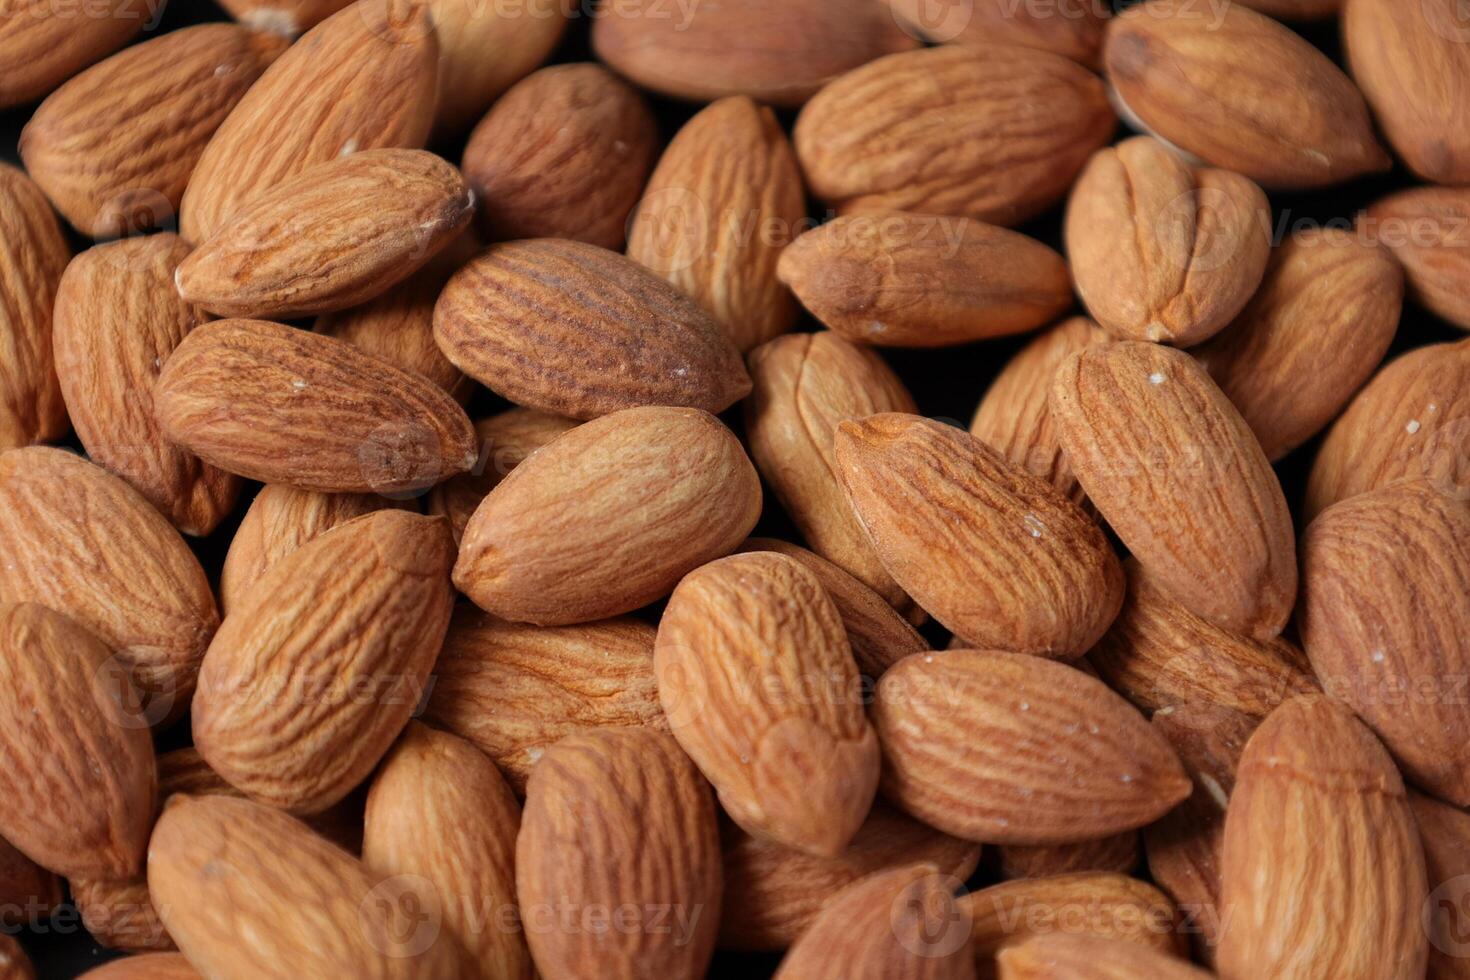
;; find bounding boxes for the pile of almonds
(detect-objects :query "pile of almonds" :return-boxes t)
[1,0,1469,977]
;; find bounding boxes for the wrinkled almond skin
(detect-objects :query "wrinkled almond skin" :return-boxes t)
[516,729,722,980]
[1194,228,1402,460]
[1051,342,1297,640]
[454,407,761,625]
[75,953,199,980]
[155,318,477,494]
[0,448,218,720]
[426,0,569,135]
[19,24,286,237]
[778,212,1073,348]
[462,63,655,250]
[835,414,1124,657]
[1300,482,1470,805]
[998,934,1210,980]
[1065,136,1270,346]
[363,722,531,980]
[422,607,666,794]
[873,651,1191,845]
[1218,695,1428,979]
[1365,187,1470,332]
[744,332,916,607]
[0,836,61,927]
[434,240,751,420]
[998,835,1140,882]
[1409,791,1470,980]
[656,553,880,858]
[149,795,465,979]
[179,0,438,244]
[192,511,456,814]
[883,0,1109,67]
[1104,1,1389,189]
[628,96,804,353]
[0,0,150,108]
[794,45,1114,227]
[52,234,241,536]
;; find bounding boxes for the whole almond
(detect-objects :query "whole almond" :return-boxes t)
[1065,136,1271,346]
[0,836,61,927]
[873,651,1190,844]
[516,729,722,979]
[997,934,1209,980]
[998,835,1140,882]
[462,63,655,250]
[834,414,1124,657]
[1408,791,1470,980]
[75,953,199,980]
[0,0,149,108]
[883,0,1109,67]
[215,0,351,33]
[1104,0,1389,188]
[454,406,761,624]
[0,933,29,980]
[154,318,477,494]
[778,212,1073,348]
[1217,695,1428,978]
[1365,186,1470,332]
[426,0,569,135]
[1050,341,1297,640]
[794,45,1114,226]
[19,24,286,237]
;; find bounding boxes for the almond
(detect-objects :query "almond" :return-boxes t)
[192,510,455,814]
[515,728,722,979]
[794,45,1114,226]
[873,651,1191,844]
[71,875,169,953]
[215,0,351,34]
[19,24,286,237]
[1050,341,1297,640]
[0,836,61,926]
[52,234,241,536]
[627,95,804,353]
[1104,0,1389,188]
[0,0,150,108]
[1365,186,1470,332]
[154,318,477,494]
[426,0,569,135]
[1217,695,1428,978]
[75,953,199,980]
[0,933,30,980]
[883,0,1109,68]
[997,934,1209,980]
[1235,0,1342,16]
[454,406,761,624]
[1064,136,1271,346]
[655,552,881,857]
[1194,227,1402,460]
[778,212,1073,347]
[462,63,655,250]
[998,835,1140,882]
[834,414,1124,657]
[1408,791,1470,980]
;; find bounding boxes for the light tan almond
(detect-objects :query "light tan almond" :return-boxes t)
[1365,187,1470,333]
[215,0,351,34]
[0,0,148,108]
[998,835,1140,882]
[883,0,1109,67]
[426,0,569,135]
[997,934,1209,980]
[75,953,199,980]
[1409,791,1470,980]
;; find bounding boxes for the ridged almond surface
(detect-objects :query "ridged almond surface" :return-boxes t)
[1408,791,1470,980]
[433,240,750,419]
[0,836,61,926]
[794,45,1114,226]
[52,234,240,536]
[192,510,455,814]
[998,835,1140,882]
[1365,187,1470,332]
[454,406,761,624]
[1065,136,1270,346]
[627,96,804,352]
[1050,341,1297,640]
[0,0,144,108]
[0,448,217,719]
[422,606,665,794]
[834,414,1124,657]
[0,934,30,980]
[883,0,1108,67]
[873,651,1190,845]
[462,63,655,250]
[516,729,722,979]
[1217,695,1427,979]
[656,553,880,857]
[154,318,477,494]
[426,0,569,135]
[75,953,199,980]
[178,0,437,244]
[997,934,1209,980]
[19,24,285,237]
[778,212,1072,348]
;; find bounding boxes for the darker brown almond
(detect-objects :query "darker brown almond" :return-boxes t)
[1364,186,1470,333]
[74,953,199,980]
[1409,791,1470,980]
[997,834,1140,882]
[997,934,1209,980]
[154,318,477,494]
[1050,342,1297,640]
[0,836,62,927]
[834,414,1123,658]
[777,212,1072,348]
[0,932,32,980]
[884,0,1109,67]
[0,0,146,109]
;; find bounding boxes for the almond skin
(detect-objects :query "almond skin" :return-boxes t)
[1104,0,1389,189]
[433,240,751,420]
[794,45,1114,226]
[516,729,722,980]
[214,0,351,33]
[0,604,157,880]
[0,836,62,927]
[778,212,1073,348]
[75,954,199,980]
[0,0,146,108]
[155,318,477,494]
[997,935,1210,980]
[1365,186,1470,332]
[192,511,455,814]
[454,406,761,625]
[1217,695,1428,979]
[1065,136,1271,346]
[873,651,1191,845]
[998,835,1140,882]
[1050,341,1297,640]
[0,933,31,980]
[19,24,286,237]
[462,63,655,250]
[834,414,1124,658]
[52,234,241,536]
[426,0,570,135]
[1408,791,1470,980]
[883,0,1109,68]
[655,552,881,858]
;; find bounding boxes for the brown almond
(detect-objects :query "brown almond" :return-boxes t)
[1365,186,1470,332]
[75,953,199,980]
[0,933,30,980]
[0,836,62,927]
[883,0,1109,68]
[0,0,148,108]
[1408,791,1470,980]
[71,875,169,953]
[1235,0,1342,16]
[425,0,570,135]
[998,835,1140,882]
[997,934,1209,980]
